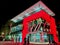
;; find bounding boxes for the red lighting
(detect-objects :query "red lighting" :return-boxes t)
[20,10,58,45]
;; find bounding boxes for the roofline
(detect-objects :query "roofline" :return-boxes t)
[11,1,55,22]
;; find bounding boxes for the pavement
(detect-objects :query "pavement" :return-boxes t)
[0,41,19,45]
[29,44,54,45]
[0,41,59,45]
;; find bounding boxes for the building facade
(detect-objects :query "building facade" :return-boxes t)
[10,1,59,45]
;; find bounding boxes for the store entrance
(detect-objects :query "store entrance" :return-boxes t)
[24,18,54,45]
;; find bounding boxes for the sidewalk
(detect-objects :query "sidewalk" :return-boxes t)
[0,41,19,45]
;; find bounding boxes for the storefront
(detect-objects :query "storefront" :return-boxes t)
[10,1,59,45]
[10,24,22,42]
[25,18,53,44]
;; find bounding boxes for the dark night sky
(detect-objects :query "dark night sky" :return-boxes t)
[0,0,60,29]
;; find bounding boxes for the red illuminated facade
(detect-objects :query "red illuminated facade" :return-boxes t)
[20,10,58,45]
[10,1,60,45]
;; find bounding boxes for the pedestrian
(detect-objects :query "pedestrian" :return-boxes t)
[24,38,26,45]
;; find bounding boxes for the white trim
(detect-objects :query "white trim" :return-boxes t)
[30,42,49,44]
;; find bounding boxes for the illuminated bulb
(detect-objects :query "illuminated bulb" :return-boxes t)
[2,32,4,35]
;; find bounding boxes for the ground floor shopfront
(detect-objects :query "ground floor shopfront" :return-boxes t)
[10,18,54,45]
[23,31,54,45]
